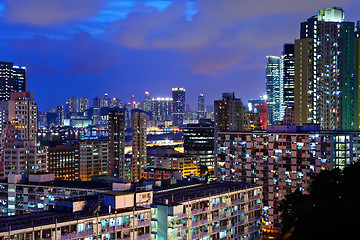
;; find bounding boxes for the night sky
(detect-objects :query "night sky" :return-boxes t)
[0,0,359,111]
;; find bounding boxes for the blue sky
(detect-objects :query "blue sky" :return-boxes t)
[0,0,358,110]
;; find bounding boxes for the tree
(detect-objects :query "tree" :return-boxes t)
[278,162,360,240]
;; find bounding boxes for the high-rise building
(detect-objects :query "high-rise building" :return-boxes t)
[217,125,357,229]
[93,97,101,125]
[214,92,244,134]
[266,56,281,124]
[294,7,359,130]
[198,93,205,119]
[144,91,151,112]
[79,139,109,181]
[355,21,360,130]
[68,96,79,113]
[108,109,125,179]
[79,97,89,113]
[248,99,267,130]
[131,110,147,182]
[172,88,185,128]
[7,92,37,141]
[0,101,8,136]
[56,104,64,126]
[280,43,295,112]
[48,144,80,181]
[0,62,26,101]
[151,97,173,122]
[2,141,47,178]
[184,119,214,173]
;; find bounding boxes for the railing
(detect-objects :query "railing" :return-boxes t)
[138,233,151,240]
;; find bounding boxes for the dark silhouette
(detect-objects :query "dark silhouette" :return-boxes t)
[279,162,360,240]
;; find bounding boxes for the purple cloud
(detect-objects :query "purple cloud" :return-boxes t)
[4,0,104,26]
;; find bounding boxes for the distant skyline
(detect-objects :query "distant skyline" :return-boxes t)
[0,0,359,111]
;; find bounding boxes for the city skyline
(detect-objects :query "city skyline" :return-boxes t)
[1,1,360,110]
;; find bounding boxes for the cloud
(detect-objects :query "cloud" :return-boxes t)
[3,0,104,26]
[106,0,348,75]
[11,32,121,75]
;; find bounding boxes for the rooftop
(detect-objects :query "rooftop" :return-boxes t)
[153,182,258,205]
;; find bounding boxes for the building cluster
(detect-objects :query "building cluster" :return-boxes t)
[42,88,214,131]
[0,6,359,239]
[0,174,262,240]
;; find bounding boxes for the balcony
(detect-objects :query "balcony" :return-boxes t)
[212,202,227,210]
[231,220,245,228]
[231,198,244,205]
[231,231,245,238]
[116,224,131,231]
[138,233,151,240]
[175,212,187,219]
[231,209,244,216]
[78,230,93,237]
[138,220,150,227]
[61,233,76,240]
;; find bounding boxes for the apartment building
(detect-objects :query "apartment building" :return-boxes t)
[152,183,262,240]
[216,124,357,229]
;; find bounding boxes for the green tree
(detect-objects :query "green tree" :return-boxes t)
[278,162,360,240]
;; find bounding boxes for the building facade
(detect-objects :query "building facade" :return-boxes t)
[184,119,215,172]
[108,109,126,179]
[0,62,26,102]
[266,56,281,124]
[152,183,262,240]
[131,110,147,182]
[216,126,356,229]
[172,88,185,128]
[294,7,359,130]
[79,139,109,181]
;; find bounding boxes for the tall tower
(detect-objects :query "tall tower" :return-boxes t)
[214,93,244,177]
[151,98,173,122]
[295,7,358,130]
[281,44,295,112]
[172,88,185,128]
[214,93,244,133]
[0,62,26,101]
[7,92,37,142]
[266,56,281,125]
[93,97,101,125]
[144,91,151,112]
[356,21,360,129]
[108,109,125,179]
[131,110,147,182]
[79,97,89,113]
[198,94,205,119]
[56,104,64,126]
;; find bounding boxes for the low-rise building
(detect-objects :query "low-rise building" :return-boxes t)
[152,182,262,240]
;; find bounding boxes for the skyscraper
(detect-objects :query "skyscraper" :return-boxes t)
[108,109,125,179]
[172,88,185,128]
[56,104,64,126]
[280,43,295,112]
[7,92,37,141]
[266,56,281,124]
[151,97,173,122]
[79,97,89,113]
[184,119,214,173]
[198,94,205,119]
[92,97,101,125]
[294,7,358,130]
[131,110,147,182]
[0,62,26,101]
[214,92,244,133]
[144,91,151,112]
[214,92,244,177]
